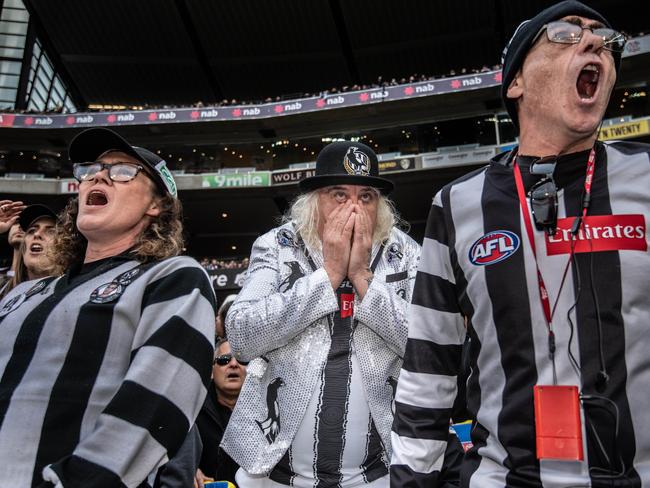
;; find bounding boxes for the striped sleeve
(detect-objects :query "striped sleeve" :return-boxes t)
[390,193,466,487]
[43,261,216,488]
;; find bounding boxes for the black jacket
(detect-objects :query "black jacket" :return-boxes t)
[196,383,240,485]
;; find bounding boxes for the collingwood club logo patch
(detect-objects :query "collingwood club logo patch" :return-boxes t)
[343,146,370,176]
[90,282,124,303]
[469,230,520,266]
[276,228,296,248]
[0,278,53,317]
[0,293,26,317]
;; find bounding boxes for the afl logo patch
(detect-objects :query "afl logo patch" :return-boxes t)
[469,230,520,266]
[90,282,124,304]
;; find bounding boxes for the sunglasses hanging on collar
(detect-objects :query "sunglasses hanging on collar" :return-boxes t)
[528,156,559,236]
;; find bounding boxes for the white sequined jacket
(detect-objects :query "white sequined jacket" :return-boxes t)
[222,222,420,475]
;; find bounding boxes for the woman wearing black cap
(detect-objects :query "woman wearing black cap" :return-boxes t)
[0,128,216,488]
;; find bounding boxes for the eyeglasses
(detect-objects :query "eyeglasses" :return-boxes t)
[533,21,626,52]
[529,157,558,236]
[73,162,145,183]
[213,353,248,366]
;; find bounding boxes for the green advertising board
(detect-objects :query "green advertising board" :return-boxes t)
[202,171,271,188]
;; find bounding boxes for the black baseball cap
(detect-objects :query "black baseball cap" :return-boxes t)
[501,0,620,130]
[299,141,394,194]
[69,128,178,198]
[19,204,57,231]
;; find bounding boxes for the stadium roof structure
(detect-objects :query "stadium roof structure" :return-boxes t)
[22,0,648,109]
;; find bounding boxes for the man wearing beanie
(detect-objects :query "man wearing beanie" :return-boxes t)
[222,141,424,487]
[392,1,650,487]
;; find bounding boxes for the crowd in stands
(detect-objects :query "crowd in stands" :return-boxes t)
[2,65,504,115]
[199,256,249,271]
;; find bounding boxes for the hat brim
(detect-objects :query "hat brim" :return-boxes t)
[299,174,394,195]
[19,204,57,231]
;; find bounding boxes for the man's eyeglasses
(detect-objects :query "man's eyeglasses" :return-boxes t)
[213,353,248,366]
[529,157,558,236]
[533,21,626,52]
[73,162,145,183]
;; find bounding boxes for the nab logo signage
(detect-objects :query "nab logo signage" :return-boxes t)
[469,230,520,266]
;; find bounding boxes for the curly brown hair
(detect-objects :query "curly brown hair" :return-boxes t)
[52,194,184,270]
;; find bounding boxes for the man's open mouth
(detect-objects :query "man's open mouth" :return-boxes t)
[577,63,600,100]
[87,189,108,206]
[227,372,241,380]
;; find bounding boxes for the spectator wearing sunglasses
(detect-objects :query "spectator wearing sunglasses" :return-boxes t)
[195,339,247,487]
[0,128,216,487]
[392,1,650,487]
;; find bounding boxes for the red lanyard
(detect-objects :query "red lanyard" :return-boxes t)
[513,148,596,380]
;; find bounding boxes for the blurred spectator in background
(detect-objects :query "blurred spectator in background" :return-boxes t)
[1,204,59,298]
[195,339,247,487]
[216,294,237,339]
[0,199,26,296]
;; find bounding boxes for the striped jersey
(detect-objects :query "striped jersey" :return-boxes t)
[0,253,216,487]
[268,280,388,487]
[391,141,650,487]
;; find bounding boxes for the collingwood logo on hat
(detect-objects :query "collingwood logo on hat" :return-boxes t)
[343,147,370,176]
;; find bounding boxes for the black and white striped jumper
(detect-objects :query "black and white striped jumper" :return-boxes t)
[391,141,650,488]
[0,253,216,487]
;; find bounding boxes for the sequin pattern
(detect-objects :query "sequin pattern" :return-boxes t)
[222,222,420,474]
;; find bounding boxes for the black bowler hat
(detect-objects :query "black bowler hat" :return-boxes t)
[19,204,57,231]
[69,128,178,198]
[299,141,394,194]
[501,0,619,130]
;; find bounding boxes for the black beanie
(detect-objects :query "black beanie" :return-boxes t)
[501,0,620,130]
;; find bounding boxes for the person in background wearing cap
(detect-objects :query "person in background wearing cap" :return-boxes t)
[221,141,420,488]
[0,128,216,487]
[391,1,650,487]
[0,204,61,300]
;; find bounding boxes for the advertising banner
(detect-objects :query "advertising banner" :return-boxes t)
[202,172,271,188]
[378,156,415,172]
[598,119,650,141]
[208,268,247,291]
[271,168,316,185]
[0,71,503,129]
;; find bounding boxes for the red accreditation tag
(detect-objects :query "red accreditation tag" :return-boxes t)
[340,293,354,318]
[534,385,583,461]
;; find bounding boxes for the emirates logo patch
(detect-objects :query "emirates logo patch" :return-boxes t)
[546,214,647,255]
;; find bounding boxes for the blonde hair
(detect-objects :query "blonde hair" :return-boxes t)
[52,193,184,270]
[285,188,406,250]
